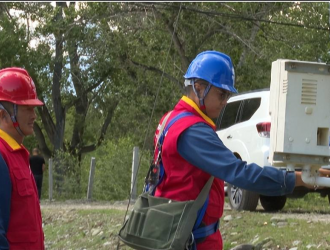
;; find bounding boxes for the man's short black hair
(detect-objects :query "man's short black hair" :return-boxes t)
[0,101,14,115]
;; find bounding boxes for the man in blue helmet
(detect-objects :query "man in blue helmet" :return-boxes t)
[153,50,319,250]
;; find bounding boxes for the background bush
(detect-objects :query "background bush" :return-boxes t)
[41,137,151,201]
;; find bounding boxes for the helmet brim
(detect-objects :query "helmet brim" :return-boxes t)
[218,84,238,94]
[13,99,44,106]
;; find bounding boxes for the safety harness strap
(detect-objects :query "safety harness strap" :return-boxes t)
[157,112,219,248]
[193,220,219,239]
[190,220,220,250]
[158,112,193,146]
[153,112,194,192]
[193,196,209,232]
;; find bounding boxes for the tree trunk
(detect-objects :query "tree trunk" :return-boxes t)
[52,2,67,195]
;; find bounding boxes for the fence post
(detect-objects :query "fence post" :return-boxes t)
[87,157,96,201]
[48,158,53,202]
[131,147,139,200]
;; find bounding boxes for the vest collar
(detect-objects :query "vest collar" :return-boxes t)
[180,96,216,128]
[0,129,21,150]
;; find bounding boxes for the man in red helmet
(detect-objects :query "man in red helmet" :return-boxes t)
[0,67,44,249]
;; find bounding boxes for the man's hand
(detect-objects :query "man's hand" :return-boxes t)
[318,168,330,177]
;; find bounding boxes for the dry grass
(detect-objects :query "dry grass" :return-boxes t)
[41,193,330,250]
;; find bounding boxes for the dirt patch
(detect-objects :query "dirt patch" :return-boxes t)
[41,200,330,224]
[41,200,131,211]
[267,211,330,224]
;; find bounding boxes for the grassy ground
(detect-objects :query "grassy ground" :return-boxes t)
[42,208,131,250]
[221,210,330,250]
[42,193,330,250]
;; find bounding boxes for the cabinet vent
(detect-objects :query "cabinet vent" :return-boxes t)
[282,79,288,94]
[301,79,317,105]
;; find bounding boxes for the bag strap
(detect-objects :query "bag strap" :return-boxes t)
[154,111,173,155]
[144,111,173,193]
[182,176,214,250]
[158,112,194,146]
[153,112,194,192]
[158,111,214,208]
[157,111,216,248]
[157,111,214,205]
[191,176,214,213]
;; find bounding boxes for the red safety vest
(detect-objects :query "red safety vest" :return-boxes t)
[155,97,225,250]
[0,133,44,250]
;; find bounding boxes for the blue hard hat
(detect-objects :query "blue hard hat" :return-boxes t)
[184,50,237,93]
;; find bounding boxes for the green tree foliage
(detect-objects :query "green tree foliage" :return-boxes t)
[81,137,151,201]
[1,2,330,200]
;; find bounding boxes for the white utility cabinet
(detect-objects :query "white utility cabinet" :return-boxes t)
[269,59,330,168]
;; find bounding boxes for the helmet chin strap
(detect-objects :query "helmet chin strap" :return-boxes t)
[0,103,25,137]
[191,79,212,110]
[11,104,25,137]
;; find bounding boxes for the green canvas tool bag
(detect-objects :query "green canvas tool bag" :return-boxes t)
[118,176,214,250]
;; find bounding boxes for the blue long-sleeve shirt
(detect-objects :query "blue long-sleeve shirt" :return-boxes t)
[177,123,295,196]
[0,153,10,249]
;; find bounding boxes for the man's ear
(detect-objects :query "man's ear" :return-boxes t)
[194,82,206,96]
[0,109,7,120]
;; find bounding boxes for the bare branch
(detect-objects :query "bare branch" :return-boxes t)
[97,100,119,147]
[215,20,260,57]
[52,2,67,150]
[0,3,12,19]
[79,144,96,154]
[151,5,190,70]
[237,23,260,69]
[64,78,107,110]
[33,122,52,159]
[79,100,119,154]
[25,69,56,145]
[129,59,183,92]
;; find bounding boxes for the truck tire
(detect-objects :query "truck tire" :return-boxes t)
[260,195,287,211]
[227,184,259,211]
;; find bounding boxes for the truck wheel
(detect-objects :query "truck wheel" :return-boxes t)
[260,195,287,211]
[227,184,259,211]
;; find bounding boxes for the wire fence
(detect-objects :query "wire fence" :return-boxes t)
[40,146,150,202]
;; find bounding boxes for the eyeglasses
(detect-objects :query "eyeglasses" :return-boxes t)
[214,87,232,101]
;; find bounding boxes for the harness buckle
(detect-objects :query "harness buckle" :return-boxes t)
[185,233,194,250]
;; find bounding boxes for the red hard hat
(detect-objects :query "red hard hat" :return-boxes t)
[0,67,44,106]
